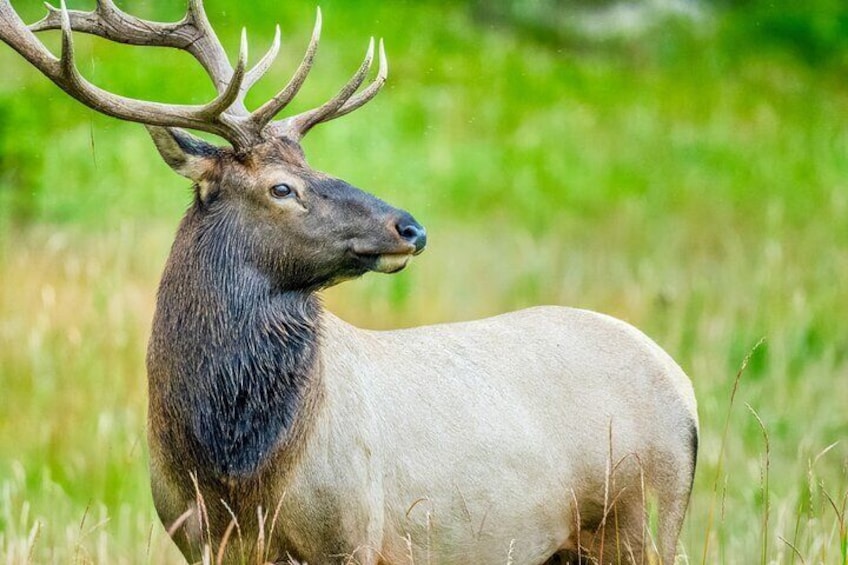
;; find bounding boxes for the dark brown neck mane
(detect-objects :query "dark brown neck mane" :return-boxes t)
[147,198,321,481]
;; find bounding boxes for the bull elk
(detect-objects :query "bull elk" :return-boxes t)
[0,1,699,563]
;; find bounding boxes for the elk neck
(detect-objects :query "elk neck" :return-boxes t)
[147,198,322,481]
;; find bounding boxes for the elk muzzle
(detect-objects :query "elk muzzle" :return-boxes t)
[350,212,426,274]
[395,213,427,254]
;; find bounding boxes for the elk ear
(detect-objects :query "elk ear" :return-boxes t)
[146,126,219,181]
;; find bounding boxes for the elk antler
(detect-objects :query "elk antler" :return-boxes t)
[268,37,389,140]
[0,0,388,151]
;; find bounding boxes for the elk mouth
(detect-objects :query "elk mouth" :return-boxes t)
[351,248,416,274]
[357,252,413,274]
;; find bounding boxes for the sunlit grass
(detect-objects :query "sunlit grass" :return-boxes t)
[1,216,846,562]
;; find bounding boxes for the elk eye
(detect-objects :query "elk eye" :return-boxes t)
[270,183,294,199]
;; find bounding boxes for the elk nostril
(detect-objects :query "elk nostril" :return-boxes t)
[398,224,420,239]
[395,217,427,252]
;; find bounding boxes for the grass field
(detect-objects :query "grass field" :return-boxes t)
[1,0,847,563]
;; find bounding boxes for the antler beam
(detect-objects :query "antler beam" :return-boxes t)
[31,0,237,96]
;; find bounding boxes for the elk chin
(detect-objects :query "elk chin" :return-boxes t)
[373,253,413,274]
[352,252,413,274]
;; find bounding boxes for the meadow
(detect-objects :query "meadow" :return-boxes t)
[1,0,847,562]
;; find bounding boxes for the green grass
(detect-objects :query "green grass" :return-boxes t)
[1,0,847,562]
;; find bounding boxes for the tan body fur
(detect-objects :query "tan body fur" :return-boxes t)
[151,306,697,564]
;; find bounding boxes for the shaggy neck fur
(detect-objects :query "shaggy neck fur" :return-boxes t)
[147,198,321,480]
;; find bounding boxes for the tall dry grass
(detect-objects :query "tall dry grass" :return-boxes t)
[1,217,846,563]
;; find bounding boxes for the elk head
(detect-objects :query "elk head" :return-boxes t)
[0,0,426,290]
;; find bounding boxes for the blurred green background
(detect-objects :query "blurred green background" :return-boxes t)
[1,0,847,562]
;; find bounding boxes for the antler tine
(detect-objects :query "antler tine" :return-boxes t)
[240,25,281,103]
[96,0,118,15]
[251,7,322,128]
[327,38,388,121]
[272,36,376,139]
[92,0,120,21]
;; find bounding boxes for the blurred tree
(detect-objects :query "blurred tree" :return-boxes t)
[471,0,848,68]
[719,0,848,67]
[471,0,705,46]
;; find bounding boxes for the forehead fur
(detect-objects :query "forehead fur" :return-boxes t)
[196,136,313,200]
[242,137,309,170]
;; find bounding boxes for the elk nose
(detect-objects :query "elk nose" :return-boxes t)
[395,215,427,253]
